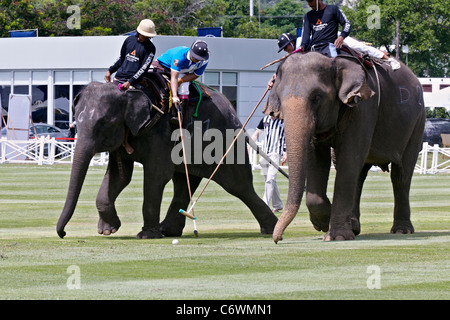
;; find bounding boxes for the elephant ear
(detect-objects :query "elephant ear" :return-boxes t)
[125,90,152,136]
[72,89,83,115]
[334,57,375,107]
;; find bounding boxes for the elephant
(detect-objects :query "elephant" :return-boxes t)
[56,80,278,239]
[264,51,425,242]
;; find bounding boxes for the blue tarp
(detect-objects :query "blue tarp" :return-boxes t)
[9,30,36,38]
[197,27,222,37]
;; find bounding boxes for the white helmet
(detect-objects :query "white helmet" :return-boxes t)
[137,19,157,38]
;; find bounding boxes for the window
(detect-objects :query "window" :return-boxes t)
[73,71,90,83]
[0,85,11,110]
[0,72,11,82]
[31,85,48,123]
[55,71,70,84]
[13,86,29,95]
[202,71,238,109]
[422,84,432,93]
[54,85,70,129]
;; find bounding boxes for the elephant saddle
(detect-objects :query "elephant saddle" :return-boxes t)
[339,44,381,69]
[141,71,212,118]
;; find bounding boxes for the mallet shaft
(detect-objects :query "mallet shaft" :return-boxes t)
[179,209,196,220]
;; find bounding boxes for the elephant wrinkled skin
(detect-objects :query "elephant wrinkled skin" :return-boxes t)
[265,52,425,242]
[57,82,278,239]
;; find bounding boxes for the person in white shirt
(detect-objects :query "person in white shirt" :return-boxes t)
[251,116,287,213]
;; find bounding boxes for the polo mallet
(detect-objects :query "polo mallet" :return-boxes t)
[179,86,271,219]
[175,101,198,237]
[261,45,306,71]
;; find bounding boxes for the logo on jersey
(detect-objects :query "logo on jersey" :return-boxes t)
[313,22,328,32]
[173,59,179,67]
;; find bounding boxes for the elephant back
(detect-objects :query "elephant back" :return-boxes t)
[190,89,242,132]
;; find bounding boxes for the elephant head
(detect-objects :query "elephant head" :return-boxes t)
[267,52,374,243]
[57,82,152,238]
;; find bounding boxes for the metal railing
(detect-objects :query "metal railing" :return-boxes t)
[1,138,449,174]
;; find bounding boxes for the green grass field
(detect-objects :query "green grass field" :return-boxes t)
[0,164,449,300]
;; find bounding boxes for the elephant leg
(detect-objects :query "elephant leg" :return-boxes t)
[325,126,374,241]
[136,165,171,239]
[306,145,332,232]
[351,163,372,236]
[389,143,420,235]
[214,165,278,234]
[390,162,415,234]
[160,172,202,237]
[96,151,134,235]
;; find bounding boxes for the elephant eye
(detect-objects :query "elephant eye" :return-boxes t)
[310,94,321,106]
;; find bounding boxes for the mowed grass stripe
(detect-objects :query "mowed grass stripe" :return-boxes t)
[0,164,448,299]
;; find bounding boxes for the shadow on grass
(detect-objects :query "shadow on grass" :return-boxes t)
[356,231,450,241]
[80,231,449,242]
[92,231,271,241]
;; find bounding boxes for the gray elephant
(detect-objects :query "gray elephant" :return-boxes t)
[264,52,425,242]
[56,81,278,239]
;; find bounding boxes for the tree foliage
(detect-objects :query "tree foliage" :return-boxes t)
[342,0,449,77]
[0,0,447,77]
[0,0,42,37]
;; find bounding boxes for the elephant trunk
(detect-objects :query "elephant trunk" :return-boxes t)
[273,97,314,243]
[56,144,95,238]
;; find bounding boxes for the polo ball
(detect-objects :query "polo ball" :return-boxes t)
[172,239,179,245]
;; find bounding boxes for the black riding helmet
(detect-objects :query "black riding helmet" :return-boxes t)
[190,40,209,61]
[277,33,297,53]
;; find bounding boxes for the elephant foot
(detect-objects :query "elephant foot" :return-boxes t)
[351,217,361,236]
[136,227,163,239]
[309,212,330,233]
[260,226,273,235]
[160,224,183,237]
[160,214,185,237]
[311,217,329,233]
[259,215,278,235]
[323,228,355,241]
[98,217,121,236]
[313,223,329,233]
[390,222,414,235]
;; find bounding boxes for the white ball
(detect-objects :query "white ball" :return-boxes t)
[172,239,179,245]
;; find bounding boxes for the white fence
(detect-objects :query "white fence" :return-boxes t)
[1,138,450,174]
[417,142,450,174]
[0,137,107,166]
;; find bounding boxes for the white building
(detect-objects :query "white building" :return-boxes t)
[0,35,280,130]
[0,34,448,133]
[418,78,450,110]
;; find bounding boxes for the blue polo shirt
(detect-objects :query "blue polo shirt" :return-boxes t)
[157,46,208,76]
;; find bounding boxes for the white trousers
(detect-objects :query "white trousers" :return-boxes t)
[260,152,283,210]
[178,73,190,98]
